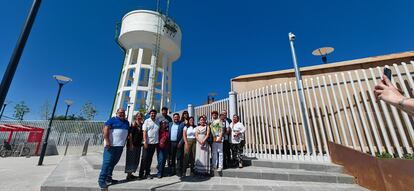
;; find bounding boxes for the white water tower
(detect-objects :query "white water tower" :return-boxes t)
[111,9,182,121]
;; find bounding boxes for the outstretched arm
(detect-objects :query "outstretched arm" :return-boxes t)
[374,75,414,115]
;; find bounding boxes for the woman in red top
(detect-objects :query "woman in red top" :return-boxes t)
[157,120,169,178]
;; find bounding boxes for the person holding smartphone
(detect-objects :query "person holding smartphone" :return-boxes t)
[374,70,414,115]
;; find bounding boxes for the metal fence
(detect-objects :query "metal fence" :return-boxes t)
[194,98,229,121]
[0,120,104,156]
[237,61,414,161]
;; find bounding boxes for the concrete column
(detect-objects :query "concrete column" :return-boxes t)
[229,91,237,118]
[113,48,133,116]
[128,48,143,122]
[188,104,195,117]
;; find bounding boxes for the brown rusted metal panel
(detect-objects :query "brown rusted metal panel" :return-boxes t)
[328,142,385,191]
[379,159,414,191]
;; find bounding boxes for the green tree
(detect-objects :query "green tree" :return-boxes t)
[40,101,51,120]
[53,114,85,121]
[80,102,97,120]
[13,101,30,120]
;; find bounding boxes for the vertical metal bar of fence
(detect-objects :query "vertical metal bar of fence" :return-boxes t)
[250,90,259,157]
[290,81,304,159]
[348,71,375,156]
[341,72,366,153]
[246,91,255,157]
[355,70,384,154]
[262,86,272,158]
[322,76,341,144]
[276,84,286,159]
[266,86,277,159]
[275,84,287,159]
[281,83,292,159]
[363,69,393,154]
[260,87,271,158]
[305,79,322,159]
[335,74,357,149]
[287,82,299,159]
[404,62,414,95]
[271,85,282,159]
[328,75,349,147]
[255,89,264,157]
[316,77,334,143]
[310,78,329,156]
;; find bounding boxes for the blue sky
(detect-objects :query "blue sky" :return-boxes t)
[0,0,413,120]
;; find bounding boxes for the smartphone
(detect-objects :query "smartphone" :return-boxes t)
[384,68,392,80]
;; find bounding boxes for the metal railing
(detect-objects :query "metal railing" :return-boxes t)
[0,120,104,156]
[194,98,229,121]
[237,61,414,161]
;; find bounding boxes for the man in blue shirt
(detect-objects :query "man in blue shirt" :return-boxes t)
[98,108,129,189]
[168,113,185,176]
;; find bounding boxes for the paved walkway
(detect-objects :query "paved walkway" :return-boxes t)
[0,155,63,191]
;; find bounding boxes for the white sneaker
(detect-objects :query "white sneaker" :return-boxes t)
[217,167,223,172]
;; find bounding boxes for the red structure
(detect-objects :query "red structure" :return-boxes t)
[0,124,44,155]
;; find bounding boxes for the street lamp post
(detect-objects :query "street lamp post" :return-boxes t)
[288,32,313,154]
[64,99,74,119]
[0,0,42,109]
[38,75,72,166]
[0,103,7,120]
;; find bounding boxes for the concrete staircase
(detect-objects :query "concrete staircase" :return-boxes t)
[218,159,354,184]
[40,153,367,191]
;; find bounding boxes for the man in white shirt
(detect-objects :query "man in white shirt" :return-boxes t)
[139,109,160,179]
[230,114,246,168]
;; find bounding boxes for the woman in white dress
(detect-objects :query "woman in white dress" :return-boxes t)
[194,115,210,175]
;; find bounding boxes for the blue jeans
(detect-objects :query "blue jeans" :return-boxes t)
[98,146,124,185]
[157,148,169,176]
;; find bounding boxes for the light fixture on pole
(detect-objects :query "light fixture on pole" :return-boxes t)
[38,75,72,166]
[312,47,334,64]
[64,99,74,119]
[288,32,313,155]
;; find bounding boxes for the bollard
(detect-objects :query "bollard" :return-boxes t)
[64,141,69,156]
[82,138,90,156]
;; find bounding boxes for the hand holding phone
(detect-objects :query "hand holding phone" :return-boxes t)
[384,68,392,81]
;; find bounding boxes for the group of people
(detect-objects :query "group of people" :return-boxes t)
[98,107,245,189]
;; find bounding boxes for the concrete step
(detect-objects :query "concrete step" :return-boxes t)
[244,159,344,173]
[214,166,354,184]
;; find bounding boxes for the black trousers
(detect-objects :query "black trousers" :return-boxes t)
[231,143,244,165]
[168,141,183,174]
[223,140,231,168]
[139,144,157,177]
